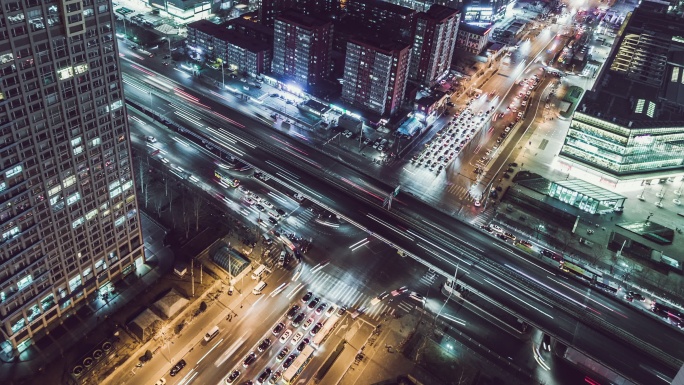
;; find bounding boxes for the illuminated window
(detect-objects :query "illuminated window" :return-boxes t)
[114,216,125,227]
[71,137,82,147]
[2,226,19,240]
[108,180,120,191]
[6,165,22,178]
[673,67,680,82]
[109,187,122,198]
[122,180,133,191]
[635,99,644,113]
[647,102,656,118]
[72,217,85,229]
[48,185,62,196]
[57,67,74,80]
[17,275,33,290]
[67,192,81,206]
[63,175,76,188]
[86,209,98,220]
[91,137,101,147]
[74,64,88,74]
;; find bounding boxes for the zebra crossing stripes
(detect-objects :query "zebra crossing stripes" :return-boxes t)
[397,301,414,313]
[445,183,474,201]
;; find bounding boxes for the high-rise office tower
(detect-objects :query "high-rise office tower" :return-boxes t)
[409,4,460,86]
[342,36,411,117]
[0,0,143,353]
[272,10,333,91]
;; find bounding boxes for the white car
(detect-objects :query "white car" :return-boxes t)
[302,318,314,330]
[408,292,426,304]
[155,378,167,385]
[490,224,504,233]
[263,201,274,209]
[244,197,255,205]
[291,332,303,345]
[279,329,293,343]
[238,186,249,194]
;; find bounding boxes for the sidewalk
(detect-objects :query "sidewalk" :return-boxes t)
[0,212,173,384]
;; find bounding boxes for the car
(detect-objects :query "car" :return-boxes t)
[490,224,504,233]
[626,291,645,302]
[504,127,511,133]
[391,286,408,296]
[522,101,527,106]
[301,292,313,303]
[258,338,272,352]
[244,197,255,205]
[263,201,274,209]
[291,331,304,345]
[257,368,272,384]
[292,313,305,327]
[277,347,289,361]
[377,145,384,152]
[243,352,257,367]
[311,322,323,336]
[315,303,327,314]
[146,136,157,143]
[363,137,371,145]
[503,232,516,240]
[226,369,241,384]
[238,186,248,194]
[480,225,493,233]
[280,329,292,343]
[302,317,314,330]
[517,111,524,118]
[297,339,310,352]
[337,306,347,316]
[286,305,300,319]
[272,323,285,336]
[276,208,286,216]
[308,297,320,309]
[517,240,533,248]
[155,378,167,385]
[325,306,337,317]
[170,359,186,376]
[283,355,296,369]
[268,217,278,225]
[409,292,426,304]
[269,370,282,384]
[496,233,508,241]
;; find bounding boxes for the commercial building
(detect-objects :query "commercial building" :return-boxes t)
[409,5,460,87]
[272,10,333,91]
[342,37,411,117]
[456,23,491,54]
[146,0,213,21]
[558,3,684,182]
[459,0,509,26]
[187,20,272,76]
[0,0,143,352]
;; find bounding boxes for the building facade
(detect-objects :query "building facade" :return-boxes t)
[0,0,143,351]
[187,20,271,75]
[146,0,213,21]
[558,3,684,181]
[409,5,460,87]
[258,0,341,26]
[456,23,490,54]
[272,10,333,90]
[342,37,411,117]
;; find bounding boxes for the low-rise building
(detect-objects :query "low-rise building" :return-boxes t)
[456,23,491,54]
[187,20,271,76]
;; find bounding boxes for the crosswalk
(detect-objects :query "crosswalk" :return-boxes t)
[295,270,416,321]
[278,209,315,236]
[470,205,496,227]
[445,182,473,201]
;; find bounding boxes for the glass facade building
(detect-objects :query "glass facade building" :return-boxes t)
[560,113,684,176]
[548,179,626,214]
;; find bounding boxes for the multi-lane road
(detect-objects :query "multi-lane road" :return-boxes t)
[119,22,682,385]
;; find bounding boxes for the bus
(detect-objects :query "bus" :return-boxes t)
[215,169,240,188]
[311,312,340,348]
[282,345,314,384]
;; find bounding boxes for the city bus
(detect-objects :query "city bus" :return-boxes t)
[311,312,340,348]
[282,345,314,384]
[214,169,240,188]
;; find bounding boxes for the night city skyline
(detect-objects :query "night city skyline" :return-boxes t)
[0,0,684,385]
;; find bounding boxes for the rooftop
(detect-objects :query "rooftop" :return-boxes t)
[458,23,490,35]
[348,35,411,54]
[348,0,416,16]
[422,4,459,22]
[277,9,331,29]
[553,179,626,202]
[577,4,684,128]
[187,20,270,52]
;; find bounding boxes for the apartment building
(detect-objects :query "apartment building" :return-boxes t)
[342,36,411,117]
[409,4,460,86]
[0,0,143,352]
